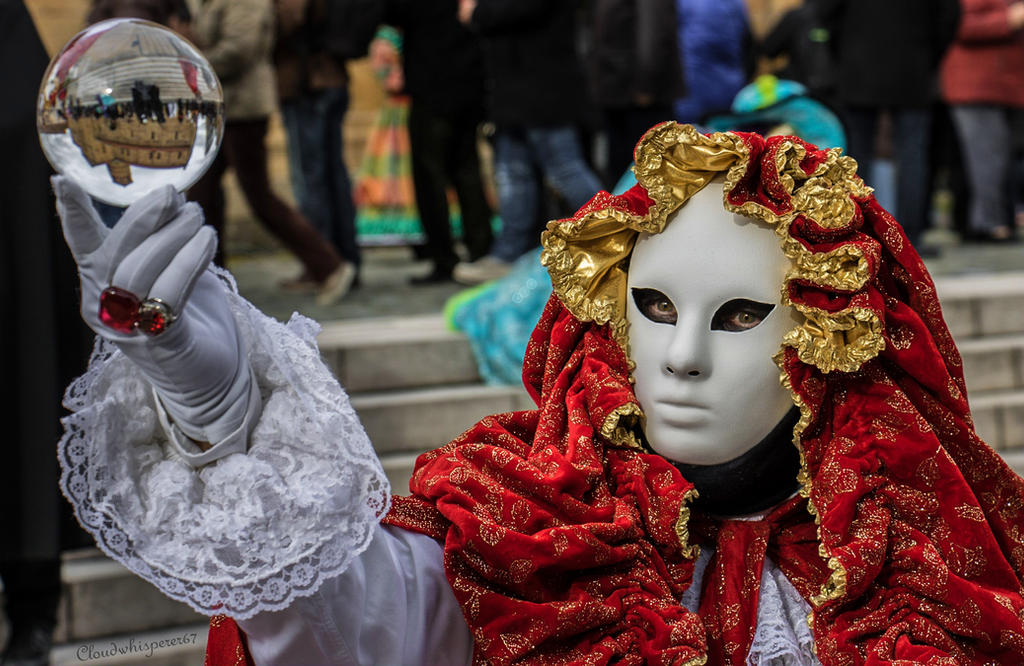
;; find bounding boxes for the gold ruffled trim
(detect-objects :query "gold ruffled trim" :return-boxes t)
[811,555,849,607]
[600,402,644,449]
[774,355,814,501]
[782,237,872,293]
[782,304,886,374]
[674,486,701,560]
[541,122,883,375]
[540,213,639,349]
[776,351,849,608]
[540,123,750,352]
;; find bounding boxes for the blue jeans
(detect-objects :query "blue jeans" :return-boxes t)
[492,127,602,262]
[281,87,360,266]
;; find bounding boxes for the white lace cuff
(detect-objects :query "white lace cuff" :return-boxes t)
[58,270,391,619]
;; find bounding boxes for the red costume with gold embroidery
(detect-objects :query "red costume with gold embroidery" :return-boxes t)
[210,123,1024,665]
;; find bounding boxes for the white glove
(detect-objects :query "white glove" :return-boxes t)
[55,176,261,465]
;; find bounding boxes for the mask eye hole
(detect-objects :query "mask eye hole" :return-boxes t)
[711,299,775,332]
[631,288,677,325]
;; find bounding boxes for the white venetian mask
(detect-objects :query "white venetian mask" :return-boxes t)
[626,180,799,466]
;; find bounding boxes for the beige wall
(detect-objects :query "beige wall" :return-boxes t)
[25,0,90,56]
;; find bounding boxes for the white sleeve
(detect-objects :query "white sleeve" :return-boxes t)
[239,524,475,666]
[58,269,390,619]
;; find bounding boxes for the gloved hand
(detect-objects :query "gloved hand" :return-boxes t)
[55,176,260,465]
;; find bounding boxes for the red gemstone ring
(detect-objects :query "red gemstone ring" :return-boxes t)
[137,298,177,336]
[98,287,177,336]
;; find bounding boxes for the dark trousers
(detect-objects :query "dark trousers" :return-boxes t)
[844,106,932,245]
[407,103,493,270]
[188,118,341,282]
[281,87,360,266]
[950,105,1023,234]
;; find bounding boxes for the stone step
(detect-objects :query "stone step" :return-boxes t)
[958,334,1024,393]
[380,452,422,495]
[933,271,1024,340]
[350,383,534,456]
[53,553,203,644]
[318,315,480,393]
[971,388,1024,454]
[51,622,207,666]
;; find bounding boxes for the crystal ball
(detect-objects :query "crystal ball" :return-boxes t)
[37,18,224,207]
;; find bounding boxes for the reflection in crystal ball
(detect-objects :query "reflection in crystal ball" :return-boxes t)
[37,18,224,207]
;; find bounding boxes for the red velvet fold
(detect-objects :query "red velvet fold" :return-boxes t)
[394,298,708,665]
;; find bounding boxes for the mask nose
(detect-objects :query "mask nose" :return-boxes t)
[664,314,710,378]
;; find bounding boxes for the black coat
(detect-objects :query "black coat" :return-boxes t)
[588,0,686,109]
[1,1,93,563]
[824,0,960,108]
[470,0,594,128]
[760,2,838,100]
[384,0,486,117]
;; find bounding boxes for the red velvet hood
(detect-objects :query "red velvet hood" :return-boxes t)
[386,123,1024,665]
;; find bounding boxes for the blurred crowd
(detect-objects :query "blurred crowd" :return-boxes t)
[4,1,1024,663]
[78,0,1024,287]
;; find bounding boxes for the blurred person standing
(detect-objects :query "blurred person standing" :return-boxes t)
[1,3,93,665]
[274,0,381,289]
[825,0,959,253]
[672,0,752,125]
[454,0,602,285]
[588,0,686,188]
[758,0,837,103]
[185,0,355,304]
[941,0,1024,242]
[385,0,494,284]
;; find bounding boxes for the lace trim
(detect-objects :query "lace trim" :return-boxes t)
[747,559,818,665]
[59,269,390,619]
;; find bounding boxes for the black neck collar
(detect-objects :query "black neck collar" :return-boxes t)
[667,407,802,518]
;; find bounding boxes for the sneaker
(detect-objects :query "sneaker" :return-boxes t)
[453,256,511,285]
[315,262,357,306]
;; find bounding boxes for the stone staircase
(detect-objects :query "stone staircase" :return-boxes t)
[319,314,534,491]
[45,270,1024,664]
[935,271,1024,462]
